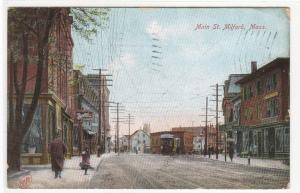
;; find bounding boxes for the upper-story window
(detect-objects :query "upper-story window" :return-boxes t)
[243,86,253,100]
[256,80,262,95]
[266,73,277,92]
[266,97,279,117]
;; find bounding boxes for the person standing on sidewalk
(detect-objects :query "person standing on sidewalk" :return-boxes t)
[229,144,234,162]
[208,145,211,158]
[81,147,91,175]
[48,133,67,179]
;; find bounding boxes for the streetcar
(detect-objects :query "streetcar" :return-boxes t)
[160,134,181,155]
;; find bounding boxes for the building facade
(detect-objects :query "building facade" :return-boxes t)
[236,58,289,158]
[220,74,247,155]
[70,70,101,155]
[130,130,151,153]
[8,9,75,165]
[119,135,129,152]
[86,74,111,152]
[172,126,205,153]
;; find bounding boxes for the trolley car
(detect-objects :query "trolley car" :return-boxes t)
[160,134,180,155]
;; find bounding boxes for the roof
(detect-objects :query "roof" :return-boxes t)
[227,74,248,93]
[236,58,289,84]
[150,130,193,136]
[131,129,149,137]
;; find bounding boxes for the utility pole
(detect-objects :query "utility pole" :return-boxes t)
[210,83,223,160]
[92,68,112,156]
[116,102,119,155]
[200,96,214,156]
[128,114,131,153]
[216,83,219,160]
[126,113,135,153]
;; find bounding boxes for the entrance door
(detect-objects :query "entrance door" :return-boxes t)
[258,131,264,156]
[268,128,275,158]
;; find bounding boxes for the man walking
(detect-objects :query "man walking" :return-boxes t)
[48,133,67,179]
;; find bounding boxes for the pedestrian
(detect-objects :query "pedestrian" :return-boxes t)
[48,133,67,179]
[229,144,234,162]
[135,147,138,154]
[208,146,211,158]
[81,147,90,175]
[97,145,101,157]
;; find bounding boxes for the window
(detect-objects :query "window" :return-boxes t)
[249,87,253,98]
[242,88,246,100]
[229,108,233,122]
[256,81,262,95]
[21,105,43,153]
[266,97,279,117]
[275,128,284,152]
[266,73,277,92]
[283,128,289,152]
[243,86,253,100]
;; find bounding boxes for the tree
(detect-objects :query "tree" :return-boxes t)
[8,7,109,171]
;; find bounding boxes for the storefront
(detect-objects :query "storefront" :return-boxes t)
[240,122,289,158]
[20,94,73,165]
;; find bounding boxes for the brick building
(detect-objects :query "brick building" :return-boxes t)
[220,74,247,155]
[9,9,74,164]
[236,58,289,158]
[172,126,205,153]
[70,70,99,155]
[150,131,194,154]
[86,74,111,152]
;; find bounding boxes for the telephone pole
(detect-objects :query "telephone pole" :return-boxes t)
[110,102,125,156]
[92,68,112,155]
[128,114,131,152]
[126,114,135,152]
[210,83,223,160]
[200,96,214,155]
[117,102,119,156]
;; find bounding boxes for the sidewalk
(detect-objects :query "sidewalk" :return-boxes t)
[198,154,289,170]
[7,153,115,189]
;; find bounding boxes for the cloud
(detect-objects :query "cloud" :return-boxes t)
[108,53,136,73]
[146,20,186,41]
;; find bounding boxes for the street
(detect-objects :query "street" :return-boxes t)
[89,154,289,189]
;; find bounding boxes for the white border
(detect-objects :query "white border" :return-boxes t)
[1,1,300,193]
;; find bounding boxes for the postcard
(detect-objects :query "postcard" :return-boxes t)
[5,5,290,190]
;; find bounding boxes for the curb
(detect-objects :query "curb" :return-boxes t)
[7,169,31,180]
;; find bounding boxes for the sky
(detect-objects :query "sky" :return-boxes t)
[72,8,289,136]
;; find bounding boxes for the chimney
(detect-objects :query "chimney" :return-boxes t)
[251,61,257,73]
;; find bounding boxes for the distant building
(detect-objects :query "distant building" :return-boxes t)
[120,135,129,152]
[172,126,205,153]
[236,58,289,158]
[130,130,150,153]
[150,131,194,154]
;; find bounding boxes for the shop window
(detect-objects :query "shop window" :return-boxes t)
[275,128,284,152]
[283,128,290,152]
[73,127,79,148]
[21,105,43,153]
[264,129,269,153]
